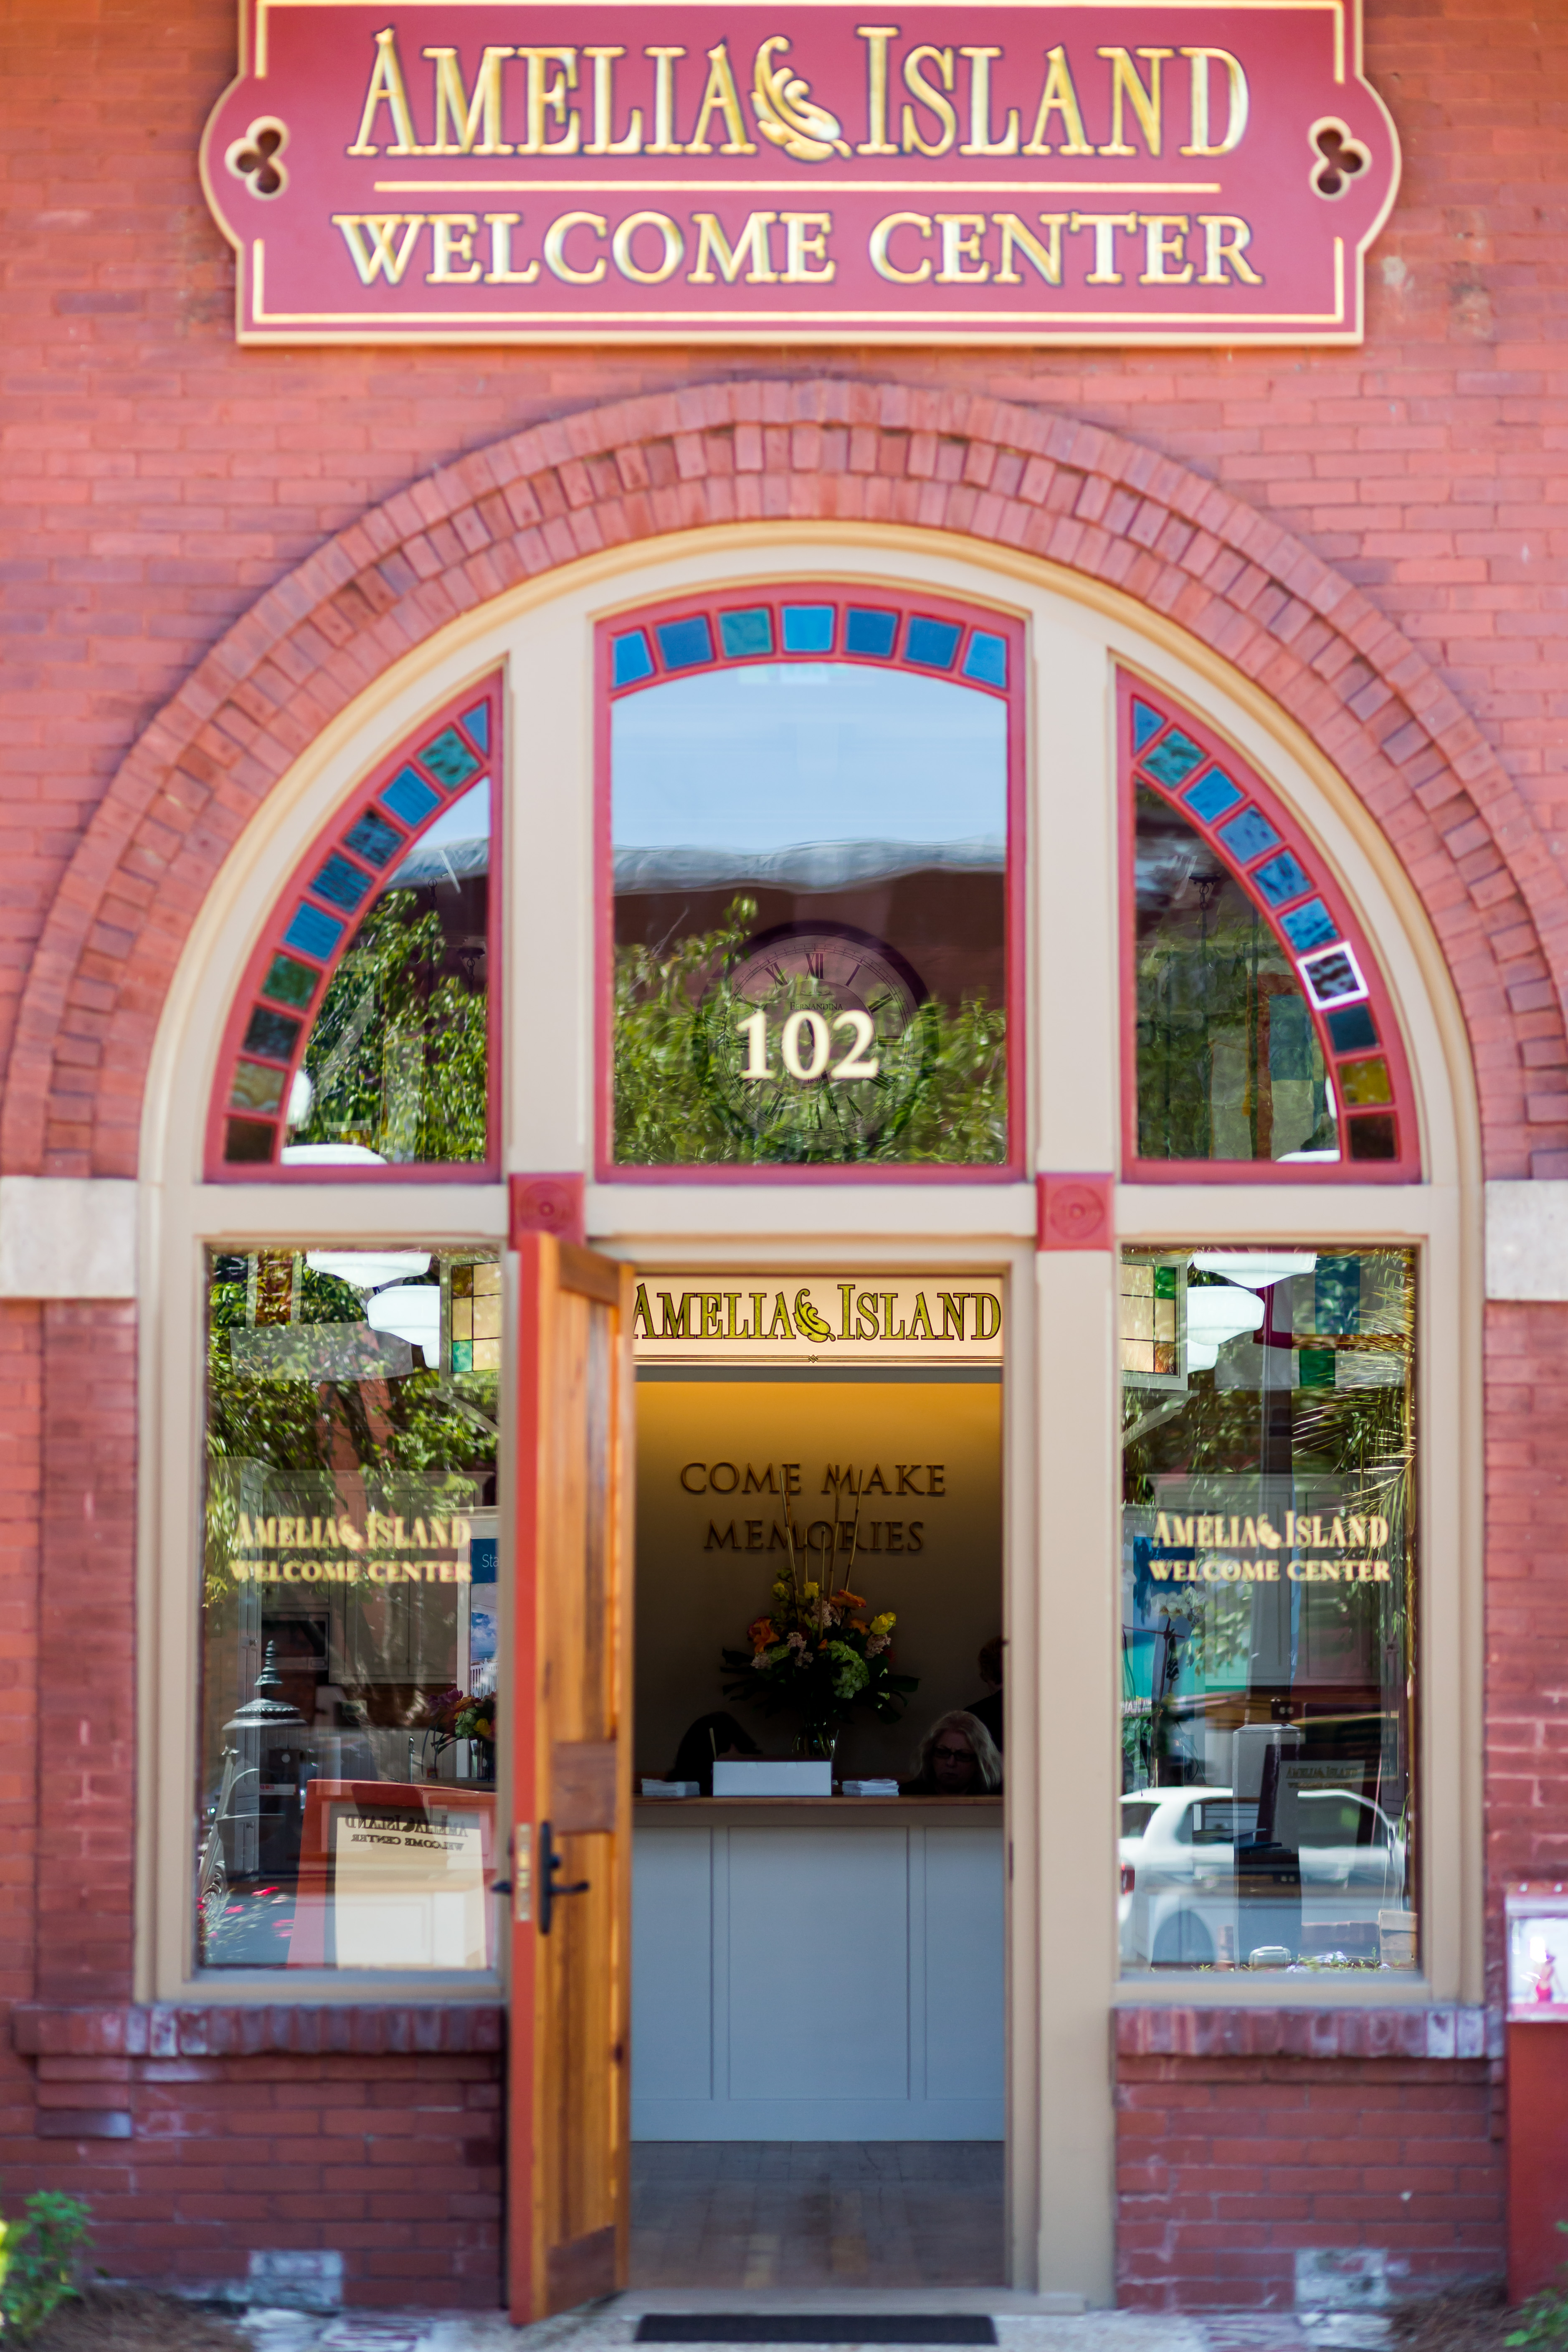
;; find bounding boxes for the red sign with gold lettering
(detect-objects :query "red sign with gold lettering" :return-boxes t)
[200,1,1399,345]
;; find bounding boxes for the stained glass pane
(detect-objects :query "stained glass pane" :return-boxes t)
[1135,788,1339,1163]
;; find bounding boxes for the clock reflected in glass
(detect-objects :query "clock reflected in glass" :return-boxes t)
[697,922,936,1160]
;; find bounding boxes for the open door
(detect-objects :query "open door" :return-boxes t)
[508,1235,635,2321]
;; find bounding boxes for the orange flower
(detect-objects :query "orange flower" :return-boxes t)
[748,1617,776,1650]
[832,1589,867,1610]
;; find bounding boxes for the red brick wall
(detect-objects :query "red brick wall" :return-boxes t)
[2,0,1566,2310]
[1117,2051,1504,2310]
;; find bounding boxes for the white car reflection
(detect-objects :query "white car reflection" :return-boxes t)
[1118,1785,1406,1968]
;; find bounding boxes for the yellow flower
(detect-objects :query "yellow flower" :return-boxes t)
[803,1580,819,1598]
[870,1612,895,1636]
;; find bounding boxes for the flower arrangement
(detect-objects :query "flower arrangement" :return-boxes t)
[420,1685,496,1753]
[721,1516,917,1755]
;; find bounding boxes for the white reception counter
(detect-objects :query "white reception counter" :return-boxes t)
[631,1797,1005,2141]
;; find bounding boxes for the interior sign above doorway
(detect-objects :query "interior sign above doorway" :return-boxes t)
[200,2,1399,345]
[633,1274,1003,1361]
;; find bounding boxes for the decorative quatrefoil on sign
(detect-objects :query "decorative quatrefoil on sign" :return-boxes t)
[224,116,290,198]
[1309,117,1371,199]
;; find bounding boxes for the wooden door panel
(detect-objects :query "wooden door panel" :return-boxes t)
[509,1235,634,2323]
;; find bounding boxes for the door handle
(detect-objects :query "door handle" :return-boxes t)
[537,1818,590,1936]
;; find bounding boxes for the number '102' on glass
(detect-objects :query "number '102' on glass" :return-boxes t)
[603,591,1024,1170]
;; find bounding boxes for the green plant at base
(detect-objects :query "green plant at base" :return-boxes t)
[1,2191,92,2337]
[1507,2223,1568,2348]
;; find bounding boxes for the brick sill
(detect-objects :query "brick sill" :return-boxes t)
[12,2003,505,2058]
[1116,2002,1499,2060]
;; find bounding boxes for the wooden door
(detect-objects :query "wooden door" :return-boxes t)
[508,1235,635,2321]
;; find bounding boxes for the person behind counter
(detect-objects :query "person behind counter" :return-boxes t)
[901,1708,1003,1796]
[668,1711,761,1796]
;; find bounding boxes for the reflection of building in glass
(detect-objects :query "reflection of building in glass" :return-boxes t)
[1120,1246,1414,1974]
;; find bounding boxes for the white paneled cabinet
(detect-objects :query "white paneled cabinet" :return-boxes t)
[631,1802,1005,2139]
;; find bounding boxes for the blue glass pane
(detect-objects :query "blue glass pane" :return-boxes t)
[719,608,773,658]
[1141,730,1205,787]
[845,607,898,657]
[1327,1003,1378,1053]
[905,615,961,669]
[420,727,481,790]
[310,853,373,913]
[1280,898,1339,952]
[1132,699,1163,750]
[656,615,715,671]
[283,903,345,962]
[1180,765,1243,823]
[780,607,832,654]
[242,1005,302,1062]
[613,629,655,687]
[782,604,835,654]
[963,632,1008,687]
[260,953,317,1011]
[460,701,490,751]
[1216,807,1282,865]
[1252,851,1312,907]
[342,809,405,869]
[381,766,440,827]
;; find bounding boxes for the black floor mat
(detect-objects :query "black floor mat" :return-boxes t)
[635,2321,998,2344]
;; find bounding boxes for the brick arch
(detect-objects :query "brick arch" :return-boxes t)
[7,379,1565,1182]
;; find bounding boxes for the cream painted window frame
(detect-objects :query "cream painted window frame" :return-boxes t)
[138,528,1482,2309]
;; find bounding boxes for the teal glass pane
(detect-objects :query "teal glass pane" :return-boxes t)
[1314,1255,1362,1333]
[782,605,834,653]
[382,767,440,826]
[904,615,961,669]
[310,854,373,914]
[1327,1004,1378,1053]
[613,629,655,687]
[1281,899,1339,953]
[963,632,1008,687]
[1253,851,1312,907]
[283,904,344,961]
[461,701,490,750]
[655,615,714,670]
[1217,809,1281,865]
[1141,730,1205,787]
[261,954,318,1011]
[1134,787,1337,1164]
[419,727,482,790]
[720,608,773,658]
[845,608,898,657]
[343,810,405,870]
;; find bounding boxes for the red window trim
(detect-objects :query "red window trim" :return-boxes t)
[204,676,503,1182]
[1119,666,1421,1183]
[595,583,1027,1185]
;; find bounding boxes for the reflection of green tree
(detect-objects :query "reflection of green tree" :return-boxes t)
[204,1265,498,1609]
[294,892,487,1163]
[614,899,1007,1164]
[1137,910,1333,1162]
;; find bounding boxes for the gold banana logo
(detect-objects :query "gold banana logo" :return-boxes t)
[751,37,851,162]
